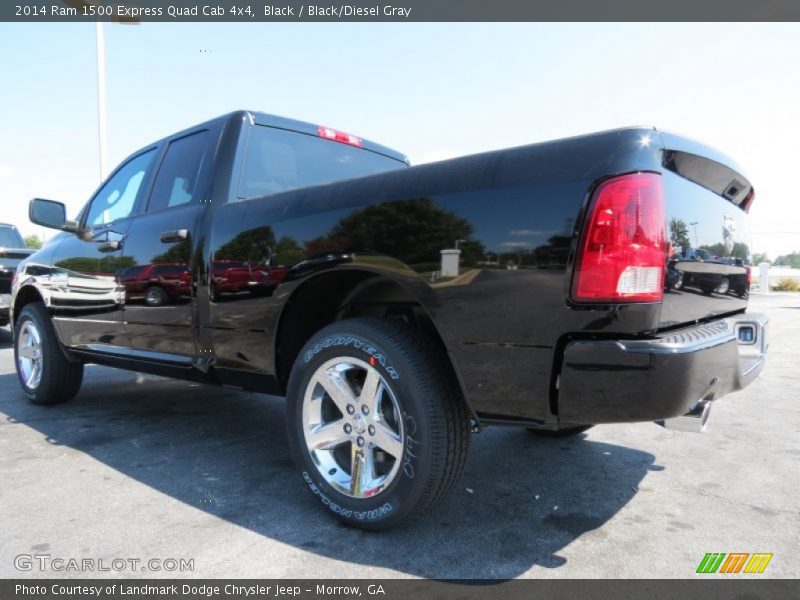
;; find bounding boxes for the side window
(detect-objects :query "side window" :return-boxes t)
[86,149,156,226]
[148,130,210,212]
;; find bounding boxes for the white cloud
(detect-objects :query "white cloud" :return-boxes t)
[0,164,14,179]
[500,241,532,249]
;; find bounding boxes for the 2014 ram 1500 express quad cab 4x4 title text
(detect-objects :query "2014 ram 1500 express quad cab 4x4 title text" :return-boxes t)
[12,111,768,529]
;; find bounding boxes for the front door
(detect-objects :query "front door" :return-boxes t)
[121,128,214,360]
[50,148,158,351]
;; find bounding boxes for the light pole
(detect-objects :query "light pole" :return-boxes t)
[95,22,109,181]
[690,221,699,247]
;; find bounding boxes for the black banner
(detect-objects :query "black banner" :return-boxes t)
[3,580,800,600]
[4,0,800,22]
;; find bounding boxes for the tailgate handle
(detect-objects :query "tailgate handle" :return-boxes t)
[160,229,188,243]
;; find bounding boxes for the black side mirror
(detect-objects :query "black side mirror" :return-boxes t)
[29,198,78,232]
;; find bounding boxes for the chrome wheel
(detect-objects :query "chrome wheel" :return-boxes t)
[17,320,43,390]
[145,287,165,306]
[715,278,730,294]
[302,356,404,499]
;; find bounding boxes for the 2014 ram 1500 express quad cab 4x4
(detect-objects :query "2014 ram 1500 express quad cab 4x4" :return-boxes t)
[12,111,768,529]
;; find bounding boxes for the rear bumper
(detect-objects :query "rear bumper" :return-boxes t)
[557,313,768,425]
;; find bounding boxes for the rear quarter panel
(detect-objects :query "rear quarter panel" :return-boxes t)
[206,128,668,423]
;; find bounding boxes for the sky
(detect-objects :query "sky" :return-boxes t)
[1,22,798,258]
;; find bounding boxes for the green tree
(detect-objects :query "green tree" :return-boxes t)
[751,252,770,265]
[774,252,800,268]
[669,218,691,250]
[24,234,42,249]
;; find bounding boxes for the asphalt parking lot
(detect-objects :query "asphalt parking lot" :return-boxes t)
[1,293,798,579]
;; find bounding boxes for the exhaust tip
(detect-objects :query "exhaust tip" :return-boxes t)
[657,400,712,433]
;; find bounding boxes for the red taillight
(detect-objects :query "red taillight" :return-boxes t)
[317,126,362,147]
[572,172,666,303]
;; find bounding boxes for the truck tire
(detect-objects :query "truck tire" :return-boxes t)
[144,286,169,307]
[715,277,730,295]
[527,424,593,437]
[286,317,470,530]
[14,303,83,405]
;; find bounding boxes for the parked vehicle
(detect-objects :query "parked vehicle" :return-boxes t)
[11,112,768,529]
[667,247,750,297]
[118,262,191,306]
[210,260,287,300]
[0,223,33,327]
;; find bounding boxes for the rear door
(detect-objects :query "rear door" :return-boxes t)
[121,126,217,360]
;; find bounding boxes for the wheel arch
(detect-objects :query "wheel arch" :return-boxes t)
[273,267,478,422]
[12,284,45,329]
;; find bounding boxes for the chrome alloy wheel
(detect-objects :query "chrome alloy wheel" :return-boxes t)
[302,357,405,499]
[17,320,43,390]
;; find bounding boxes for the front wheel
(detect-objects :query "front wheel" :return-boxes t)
[15,303,83,405]
[286,318,471,530]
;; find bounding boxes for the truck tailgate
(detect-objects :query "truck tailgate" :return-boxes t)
[657,130,754,329]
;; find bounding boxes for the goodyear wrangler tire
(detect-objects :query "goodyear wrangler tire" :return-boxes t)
[15,303,83,405]
[286,317,470,530]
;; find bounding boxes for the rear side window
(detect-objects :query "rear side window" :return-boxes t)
[237,125,404,200]
[148,130,210,212]
[152,264,187,275]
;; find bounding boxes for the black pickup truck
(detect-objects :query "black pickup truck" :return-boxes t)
[12,111,768,529]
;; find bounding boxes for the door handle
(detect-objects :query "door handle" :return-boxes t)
[97,240,121,253]
[160,229,188,243]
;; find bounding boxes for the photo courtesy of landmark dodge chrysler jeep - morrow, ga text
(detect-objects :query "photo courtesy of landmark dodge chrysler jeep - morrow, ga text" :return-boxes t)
[11,111,768,529]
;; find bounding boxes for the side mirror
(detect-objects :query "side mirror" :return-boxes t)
[29,198,78,232]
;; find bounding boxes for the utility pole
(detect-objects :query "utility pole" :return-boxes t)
[96,22,109,181]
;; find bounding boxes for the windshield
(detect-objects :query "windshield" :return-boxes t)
[0,226,25,248]
[237,125,406,200]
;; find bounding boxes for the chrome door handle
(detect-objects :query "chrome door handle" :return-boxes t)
[160,229,188,243]
[97,240,121,253]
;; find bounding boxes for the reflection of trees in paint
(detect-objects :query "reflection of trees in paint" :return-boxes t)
[209,199,489,271]
[56,255,136,275]
[215,226,276,261]
[321,198,484,268]
[152,238,191,264]
[274,236,305,267]
[700,242,750,261]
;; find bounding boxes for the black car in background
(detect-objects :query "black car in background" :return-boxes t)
[667,247,750,297]
[0,223,33,327]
